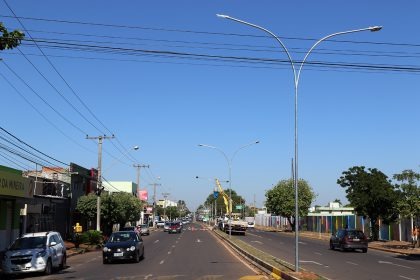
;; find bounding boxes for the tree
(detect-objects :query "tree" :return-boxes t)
[204,188,244,217]
[265,179,316,231]
[393,169,420,227]
[0,23,24,50]
[337,166,399,240]
[76,193,97,222]
[101,192,143,232]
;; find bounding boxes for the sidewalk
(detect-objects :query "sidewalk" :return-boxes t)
[256,226,420,258]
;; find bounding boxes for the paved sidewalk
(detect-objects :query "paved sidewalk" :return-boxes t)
[256,226,420,258]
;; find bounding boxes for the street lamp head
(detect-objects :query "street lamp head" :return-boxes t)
[133,145,139,150]
[369,26,382,32]
[216,14,229,19]
[255,140,260,144]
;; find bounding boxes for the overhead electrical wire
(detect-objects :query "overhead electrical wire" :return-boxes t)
[3,2,140,169]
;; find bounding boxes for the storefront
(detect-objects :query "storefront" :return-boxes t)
[0,165,33,250]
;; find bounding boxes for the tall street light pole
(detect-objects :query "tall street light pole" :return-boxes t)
[217,13,381,272]
[198,140,260,238]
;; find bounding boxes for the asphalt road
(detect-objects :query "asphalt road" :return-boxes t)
[242,228,419,280]
[9,223,262,280]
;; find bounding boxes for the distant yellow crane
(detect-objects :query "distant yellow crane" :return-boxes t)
[215,178,232,215]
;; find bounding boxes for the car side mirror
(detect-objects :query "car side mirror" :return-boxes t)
[50,241,57,246]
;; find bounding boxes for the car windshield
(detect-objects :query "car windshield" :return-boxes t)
[140,225,148,229]
[9,237,47,250]
[108,232,135,242]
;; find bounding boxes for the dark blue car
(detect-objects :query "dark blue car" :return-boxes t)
[102,231,145,264]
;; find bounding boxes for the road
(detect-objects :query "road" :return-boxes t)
[241,228,419,280]
[10,223,262,280]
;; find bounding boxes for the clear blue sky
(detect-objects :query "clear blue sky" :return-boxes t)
[1,1,419,211]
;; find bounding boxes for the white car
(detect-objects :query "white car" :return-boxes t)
[247,222,255,228]
[1,231,66,275]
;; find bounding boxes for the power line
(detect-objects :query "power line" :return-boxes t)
[0,126,68,166]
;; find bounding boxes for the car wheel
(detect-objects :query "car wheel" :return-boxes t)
[329,241,335,250]
[44,259,52,275]
[59,254,66,270]
[135,251,140,263]
[362,248,368,253]
[140,248,145,260]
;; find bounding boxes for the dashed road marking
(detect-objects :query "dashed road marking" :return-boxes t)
[399,276,415,280]
[314,252,322,256]
[159,260,165,265]
[378,260,414,269]
[154,240,159,244]
[346,261,358,266]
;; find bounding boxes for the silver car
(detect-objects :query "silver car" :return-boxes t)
[139,224,150,236]
[1,231,66,275]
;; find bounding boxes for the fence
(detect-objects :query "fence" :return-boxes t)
[255,213,416,242]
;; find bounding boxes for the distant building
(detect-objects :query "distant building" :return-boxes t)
[308,202,355,216]
[157,199,177,208]
[102,181,137,196]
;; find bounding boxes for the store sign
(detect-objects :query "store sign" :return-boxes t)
[0,166,33,198]
[138,190,148,201]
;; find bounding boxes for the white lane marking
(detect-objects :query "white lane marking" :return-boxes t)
[144,274,153,280]
[346,261,358,266]
[399,276,415,280]
[159,260,165,265]
[246,232,264,238]
[175,240,179,243]
[168,251,171,255]
[172,245,176,248]
[378,261,414,269]
[300,260,328,267]
[196,239,202,243]
[298,241,307,245]
[314,252,322,256]
[154,240,159,244]
[251,240,263,244]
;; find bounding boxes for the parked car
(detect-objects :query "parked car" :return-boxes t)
[156,221,165,228]
[1,231,66,276]
[139,224,150,236]
[168,222,182,234]
[163,222,170,232]
[247,222,255,228]
[329,229,368,253]
[102,231,144,264]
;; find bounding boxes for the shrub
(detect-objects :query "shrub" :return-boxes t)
[81,230,103,245]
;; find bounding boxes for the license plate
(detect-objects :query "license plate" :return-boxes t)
[113,252,123,257]
[353,238,360,241]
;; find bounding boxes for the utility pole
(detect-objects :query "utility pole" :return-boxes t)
[134,164,149,224]
[150,182,161,228]
[86,134,114,231]
[133,164,149,198]
[162,192,170,220]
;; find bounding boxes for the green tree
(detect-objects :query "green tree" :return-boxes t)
[393,169,420,224]
[337,166,399,240]
[265,179,316,231]
[76,193,97,222]
[165,206,179,220]
[101,192,142,231]
[204,188,244,217]
[1,22,24,50]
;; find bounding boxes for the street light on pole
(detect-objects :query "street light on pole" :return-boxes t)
[198,140,260,238]
[217,13,381,272]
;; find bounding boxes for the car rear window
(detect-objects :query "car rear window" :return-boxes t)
[346,230,365,238]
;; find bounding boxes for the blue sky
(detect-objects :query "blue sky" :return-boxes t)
[1,1,419,211]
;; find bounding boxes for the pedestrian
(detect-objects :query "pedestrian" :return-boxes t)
[412,225,418,247]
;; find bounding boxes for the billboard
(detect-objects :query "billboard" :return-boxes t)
[138,190,148,201]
